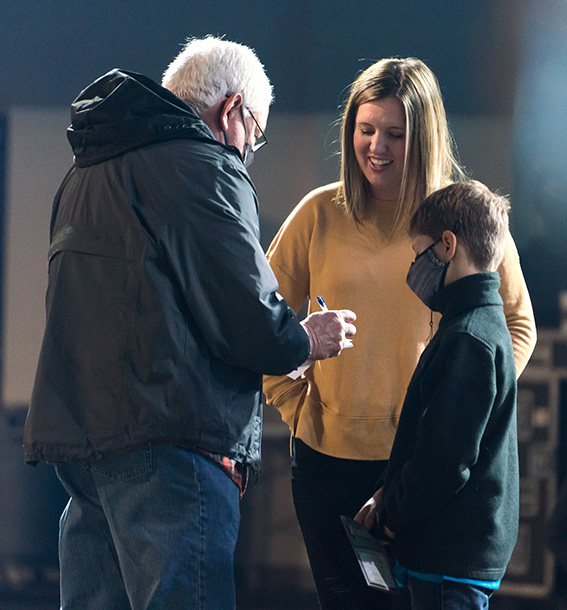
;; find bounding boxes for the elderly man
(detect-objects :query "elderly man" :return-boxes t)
[24,36,356,610]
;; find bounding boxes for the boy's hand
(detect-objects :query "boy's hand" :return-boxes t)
[354,488,383,531]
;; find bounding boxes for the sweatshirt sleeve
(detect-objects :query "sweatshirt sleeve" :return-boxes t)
[497,232,537,377]
[262,197,313,432]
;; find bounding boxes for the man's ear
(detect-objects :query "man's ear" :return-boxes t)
[219,93,243,131]
[439,230,458,262]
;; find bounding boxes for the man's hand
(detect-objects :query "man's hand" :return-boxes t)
[301,309,356,360]
[354,488,383,531]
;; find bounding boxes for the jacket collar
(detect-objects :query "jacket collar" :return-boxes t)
[430,272,503,321]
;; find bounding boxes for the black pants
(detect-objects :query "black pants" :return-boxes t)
[291,438,405,610]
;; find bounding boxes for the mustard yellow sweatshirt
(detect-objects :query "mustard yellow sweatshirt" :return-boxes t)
[263,182,537,460]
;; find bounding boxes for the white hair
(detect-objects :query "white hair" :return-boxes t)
[162,36,273,116]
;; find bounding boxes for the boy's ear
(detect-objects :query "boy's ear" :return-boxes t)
[439,230,458,262]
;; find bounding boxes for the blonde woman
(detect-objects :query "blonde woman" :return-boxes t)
[264,57,536,610]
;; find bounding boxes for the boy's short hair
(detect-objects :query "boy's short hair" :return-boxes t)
[409,180,510,272]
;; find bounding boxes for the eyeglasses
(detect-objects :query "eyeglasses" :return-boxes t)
[245,107,268,152]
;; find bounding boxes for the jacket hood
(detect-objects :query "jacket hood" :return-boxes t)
[67,68,219,167]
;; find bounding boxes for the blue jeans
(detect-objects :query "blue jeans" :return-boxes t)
[55,444,240,610]
[407,575,492,610]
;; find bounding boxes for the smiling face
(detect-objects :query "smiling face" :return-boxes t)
[353,97,407,201]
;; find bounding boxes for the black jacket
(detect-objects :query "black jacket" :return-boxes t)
[381,273,519,581]
[23,69,310,469]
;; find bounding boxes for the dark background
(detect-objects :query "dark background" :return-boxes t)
[0,0,519,114]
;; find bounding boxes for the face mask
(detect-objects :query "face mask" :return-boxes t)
[242,143,255,168]
[222,132,256,168]
[406,242,449,309]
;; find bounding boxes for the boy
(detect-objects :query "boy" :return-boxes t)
[355,180,520,609]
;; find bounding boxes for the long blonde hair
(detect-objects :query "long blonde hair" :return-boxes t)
[338,57,466,235]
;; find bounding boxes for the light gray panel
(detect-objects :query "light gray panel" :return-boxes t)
[3,107,71,406]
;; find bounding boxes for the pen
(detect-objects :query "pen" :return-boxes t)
[316,295,328,311]
[316,295,353,348]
